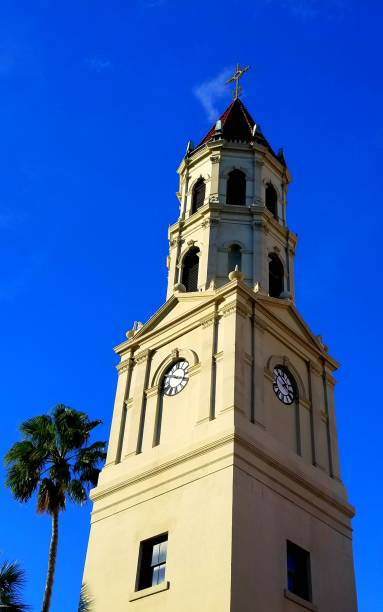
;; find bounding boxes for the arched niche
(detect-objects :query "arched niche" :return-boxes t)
[151,348,199,389]
[266,355,307,402]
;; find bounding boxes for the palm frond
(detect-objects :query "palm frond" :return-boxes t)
[67,480,87,505]
[19,415,55,448]
[0,560,29,610]
[5,463,40,502]
[78,583,93,612]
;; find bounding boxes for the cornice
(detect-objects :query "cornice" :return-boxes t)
[116,358,134,375]
[201,313,219,328]
[134,349,152,365]
[91,431,354,526]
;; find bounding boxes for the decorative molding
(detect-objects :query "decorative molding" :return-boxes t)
[284,590,318,612]
[201,313,218,328]
[145,385,160,399]
[321,410,328,424]
[210,155,220,164]
[221,302,250,319]
[116,358,134,375]
[244,352,253,366]
[201,218,219,228]
[253,219,269,232]
[129,582,170,602]
[170,237,182,248]
[253,317,266,333]
[135,349,152,365]
[91,432,355,525]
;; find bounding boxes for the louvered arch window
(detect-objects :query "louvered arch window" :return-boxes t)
[191,178,206,214]
[269,253,284,298]
[181,248,200,292]
[228,244,242,273]
[265,183,278,219]
[226,169,246,205]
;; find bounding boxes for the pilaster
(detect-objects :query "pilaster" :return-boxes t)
[104,355,134,467]
[124,349,152,457]
[197,310,220,423]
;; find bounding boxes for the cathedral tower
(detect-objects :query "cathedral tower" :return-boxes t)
[83,74,358,612]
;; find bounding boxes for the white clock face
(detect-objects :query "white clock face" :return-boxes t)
[163,361,189,396]
[272,367,295,404]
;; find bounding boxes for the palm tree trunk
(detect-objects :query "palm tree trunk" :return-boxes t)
[41,509,59,612]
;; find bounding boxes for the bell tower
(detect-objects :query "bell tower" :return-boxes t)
[83,74,358,612]
[168,96,296,301]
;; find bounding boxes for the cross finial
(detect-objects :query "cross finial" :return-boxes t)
[225,63,250,100]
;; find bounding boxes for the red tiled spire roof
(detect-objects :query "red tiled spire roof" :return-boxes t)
[199,98,255,145]
[197,97,285,165]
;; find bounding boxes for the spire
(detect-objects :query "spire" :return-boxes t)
[197,98,286,166]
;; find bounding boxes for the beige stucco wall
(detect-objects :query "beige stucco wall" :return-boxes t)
[83,459,233,612]
[231,465,357,612]
[83,280,357,611]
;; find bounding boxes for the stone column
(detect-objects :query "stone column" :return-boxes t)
[252,317,266,427]
[254,159,264,205]
[219,297,249,416]
[197,310,219,423]
[124,349,152,457]
[204,218,220,289]
[209,154,220,202]
[252,217,267,291]
[309,363,331,474]
[324,368,342,480]
[104,354,134,466]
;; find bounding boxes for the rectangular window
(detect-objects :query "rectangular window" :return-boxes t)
[286,540,312,602]
[136,533,168,591]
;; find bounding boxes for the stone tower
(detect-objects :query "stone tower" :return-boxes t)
[83,93,358,612]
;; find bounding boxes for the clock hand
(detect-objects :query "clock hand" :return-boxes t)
[168,374,188,380]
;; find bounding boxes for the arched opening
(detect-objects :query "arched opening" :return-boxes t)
[269,253,284,298]
[265,183,278,219]
[228,244,242,273]
[226,170,246,206]
[181,248,200,292]
[191,178,206,214]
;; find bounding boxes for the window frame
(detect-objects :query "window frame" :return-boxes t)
[136,533,168,592]
[191,178,206,214]
[226,169,246,206]
[286,540,312,603]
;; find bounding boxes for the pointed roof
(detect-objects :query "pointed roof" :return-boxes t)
[197,98,286,166]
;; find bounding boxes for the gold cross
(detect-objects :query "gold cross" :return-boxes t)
[225,63,251,100]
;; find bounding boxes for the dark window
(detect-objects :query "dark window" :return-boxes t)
[181,248,200,292]
[226,170,246,205]
[269,254,284,298]
[265,183,278,219]
[191,178,206,213]
[287,541,312,602]
[137,534,168,591]
[228,244,242,273]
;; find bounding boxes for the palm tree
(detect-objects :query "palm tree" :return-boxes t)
[0,559,29,611]
[78,583,93,612]
[5,404,106,612]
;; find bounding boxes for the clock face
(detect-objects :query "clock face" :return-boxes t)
[163,361,189,396]
[272,367,295,405]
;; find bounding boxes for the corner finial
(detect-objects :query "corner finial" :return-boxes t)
[225,64,251,100]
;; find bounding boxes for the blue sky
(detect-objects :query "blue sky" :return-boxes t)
[0,0,382,609]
